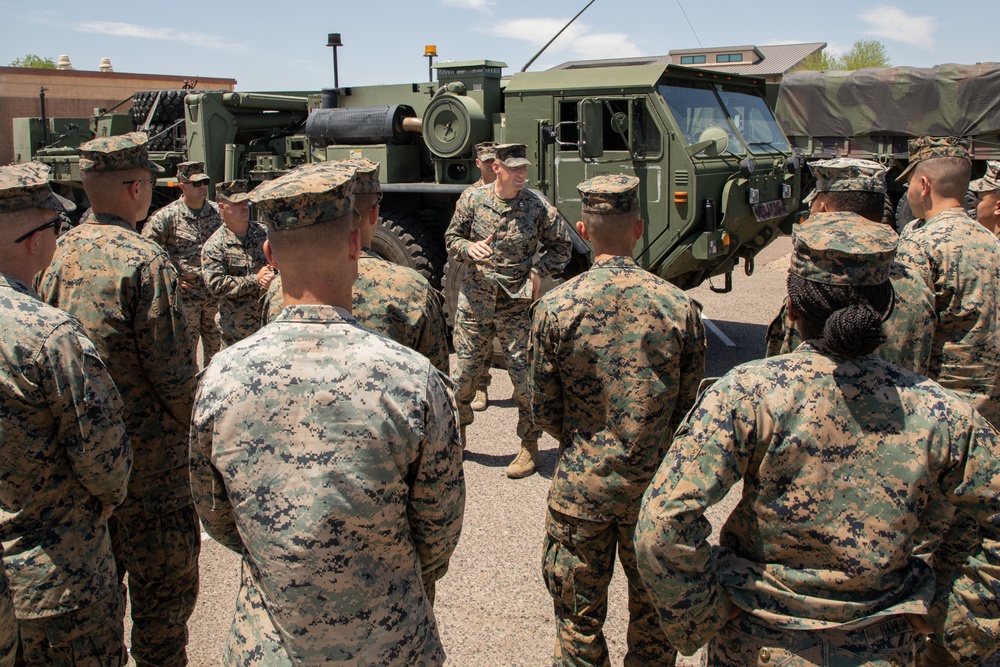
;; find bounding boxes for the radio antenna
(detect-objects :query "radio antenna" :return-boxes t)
[520,0,598,73]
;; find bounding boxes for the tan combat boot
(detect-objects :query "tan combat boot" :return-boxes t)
[471,388,489,411]
[505,439,539,478]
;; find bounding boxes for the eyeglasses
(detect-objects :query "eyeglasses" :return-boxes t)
[14,213,64,243]
[370,193,383,211]
[121,174,157,187]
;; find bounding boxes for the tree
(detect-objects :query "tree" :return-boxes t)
[795,50,841,72]
[793,39,891,72]
[8,54,56,69]
[840,39,891,70]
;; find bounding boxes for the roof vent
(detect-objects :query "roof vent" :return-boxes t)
[56,55,73,70]
[99,57,113,72]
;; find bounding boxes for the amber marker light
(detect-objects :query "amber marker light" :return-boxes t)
[674,191,689,204]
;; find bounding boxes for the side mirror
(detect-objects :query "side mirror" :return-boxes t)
[686,126,730,158]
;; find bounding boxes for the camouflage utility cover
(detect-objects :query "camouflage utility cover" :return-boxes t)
[775,64,1000,139]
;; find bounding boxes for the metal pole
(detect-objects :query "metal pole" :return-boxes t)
[333,48,339,89]
[39,87,49,147]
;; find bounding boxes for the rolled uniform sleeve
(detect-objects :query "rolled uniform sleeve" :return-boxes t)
[529,301,565,439]
[135,255,198,428]
[928,414,1000,665]
[672,299,707,434]
[634,380,749,655]
[414,289,450,375]
[189,381,242,554]
[407,366,465,592]
[532,202,573,278]
[45,320,132,506]
[444,191,476,261]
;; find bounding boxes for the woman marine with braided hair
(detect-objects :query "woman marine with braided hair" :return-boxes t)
[634,215,1000,666]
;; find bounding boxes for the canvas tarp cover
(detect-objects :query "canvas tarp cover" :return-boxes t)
[775,63,1000,139]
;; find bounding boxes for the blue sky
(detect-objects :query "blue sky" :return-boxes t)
[2,0,993,90]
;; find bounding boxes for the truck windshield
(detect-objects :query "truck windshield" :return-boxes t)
[657,80,789,156]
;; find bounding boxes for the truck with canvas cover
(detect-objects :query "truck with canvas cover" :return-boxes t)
[771,63,1000,226]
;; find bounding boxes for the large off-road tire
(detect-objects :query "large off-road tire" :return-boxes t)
[371,211,446,289]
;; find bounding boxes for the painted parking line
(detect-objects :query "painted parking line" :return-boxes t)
[702,315,736,348]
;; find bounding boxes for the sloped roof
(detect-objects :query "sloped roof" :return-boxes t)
[546,55,672,71]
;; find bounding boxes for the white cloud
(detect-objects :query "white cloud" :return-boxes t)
[485,18,643,60]
[858,5,935,49]
[75,22,248,54]
[440,0,494,12]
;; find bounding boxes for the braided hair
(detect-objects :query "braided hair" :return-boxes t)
[787,274,893,357]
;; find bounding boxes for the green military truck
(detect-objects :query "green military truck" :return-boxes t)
[770,63,1000,227]
[16,57,800,310]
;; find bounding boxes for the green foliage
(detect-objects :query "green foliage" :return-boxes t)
[794,40,892,72]
[840,39,892,70]
[8,54,57,69]
[796,50,841,72]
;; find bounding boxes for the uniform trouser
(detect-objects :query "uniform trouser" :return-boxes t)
[177,288,221,368]
[453,289,540,441]
[109,497,201,667]
[14,588,126,667]
[476,345,492,392]
[0,575,14,667]
[707,614,917,666]
[542,510,676,667]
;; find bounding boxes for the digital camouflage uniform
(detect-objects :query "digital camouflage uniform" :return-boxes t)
[1,275,132,667]
[0,162,133,666]
[36,134,201,667]
[201,219,269,346]
[765,160,936,372]
[260,252,449,374]
[635,216,1000,667]
[0,563,13,667]
[142,165,223,365]
[531,175,704,667]
[191,164,465,666]
[468,141,498,398]
[445,144,572,441]
[894,206,1000,425]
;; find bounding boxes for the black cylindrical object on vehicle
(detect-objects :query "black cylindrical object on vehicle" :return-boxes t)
[320,89,337,109]
[703,198,718,231]
[306,105,416,145]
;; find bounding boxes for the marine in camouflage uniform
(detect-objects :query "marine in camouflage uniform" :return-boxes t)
[201,179,274,347]
[531,176,703,667]
[445,143,572,477]
[896,137,1000,666]
[468,141,497,409]
[635,214,1000,666]
[0,163,133,667]
[765,159,936,375]
[894,138,1000,427]
[969,160,1000,236]
[191,164,464,666]
[260,159,449,374]
[142,161,223,366]
[35,134,201,667]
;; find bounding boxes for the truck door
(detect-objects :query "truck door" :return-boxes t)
[550,97,664,260]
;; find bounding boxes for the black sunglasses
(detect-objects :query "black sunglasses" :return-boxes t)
[121,174,158,187]
[14,213,64,243]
